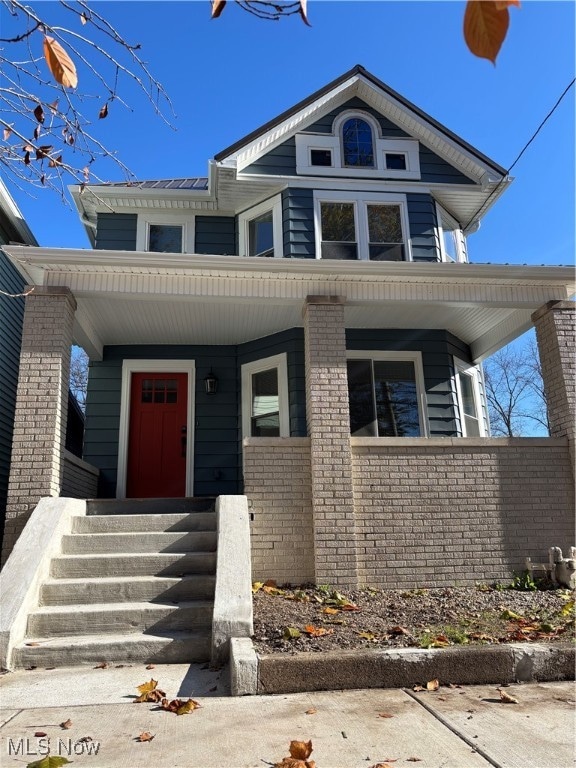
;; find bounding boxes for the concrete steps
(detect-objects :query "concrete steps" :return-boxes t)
[15,499,218,668]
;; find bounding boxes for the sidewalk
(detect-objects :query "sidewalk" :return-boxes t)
[1,664,574,768]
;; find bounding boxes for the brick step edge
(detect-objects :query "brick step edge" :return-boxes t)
[229,639,575,696]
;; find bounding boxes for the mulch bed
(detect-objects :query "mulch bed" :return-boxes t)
[252,583,575,655]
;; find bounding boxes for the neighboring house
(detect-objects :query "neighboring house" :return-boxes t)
[0,180,37,535]
[2,66,574,588]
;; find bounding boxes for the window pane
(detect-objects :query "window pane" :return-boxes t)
[149,224,182,253]
[321,202,355,242]
[251,413,280,437]
[141,379,153,403]
[385,153,407,170]
[310,149,332,167]
[367,205,403,244]
[459,372,477,418]
[342,118,374,167]
[443,229,458,261]
[373,361,420,437]
[248,211,274,257]
[347,360,377,436]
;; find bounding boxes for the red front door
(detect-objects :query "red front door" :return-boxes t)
[126,372,188,498]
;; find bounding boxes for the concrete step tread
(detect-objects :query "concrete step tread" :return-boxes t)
[31,600,214,615]
[73,512,217,533]
[62,530,217,554]
[53,552,215,561]
[42,575,190,585]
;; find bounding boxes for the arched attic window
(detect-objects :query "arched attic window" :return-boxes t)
[341,117,375,167]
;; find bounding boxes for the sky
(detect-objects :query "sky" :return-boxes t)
[1,0,575,269]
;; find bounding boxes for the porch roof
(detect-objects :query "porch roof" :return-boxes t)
[5,246,574,363]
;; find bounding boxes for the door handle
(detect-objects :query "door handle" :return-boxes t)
[181,425,187,458]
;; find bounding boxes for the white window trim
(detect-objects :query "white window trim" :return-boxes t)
[117,359,195,499]
[436,203,467,263]
[313,190,412,262]
[346,350,428,437]
[453,358,486,437]
[238,195,283,258]
[295,110,420,180]
[241,353,289,440]
[136,213,195,253]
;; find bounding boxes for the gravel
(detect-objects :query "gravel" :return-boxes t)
[252,584,574,655]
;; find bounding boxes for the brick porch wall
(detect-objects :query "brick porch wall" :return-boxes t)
[351,437,575,589]
[243,437,314,584]
[243,437,574,589]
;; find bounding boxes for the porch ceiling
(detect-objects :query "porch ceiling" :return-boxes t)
[5,246,574,362]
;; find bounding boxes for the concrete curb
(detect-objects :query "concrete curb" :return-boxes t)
[229,640,575,695]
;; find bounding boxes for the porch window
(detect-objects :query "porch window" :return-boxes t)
[241,353,289,438]
[347,353,426,437]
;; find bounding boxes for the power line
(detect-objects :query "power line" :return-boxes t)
[463,76,576,233]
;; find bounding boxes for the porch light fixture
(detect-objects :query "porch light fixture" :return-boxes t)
[204,369,218,395]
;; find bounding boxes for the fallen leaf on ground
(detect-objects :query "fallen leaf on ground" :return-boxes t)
[78,737,93,743]
[252,581,264,593]
[34,732,47,737]
[389,625,409,635]
[26,757,72,768]
[427,678,440,691]
[413,685,425,692]
[303,624,332,637]
[322,607,340,615]
[60,718,72,729]
[357,631,377,640]
[284,626,301,640]
[377,712,394,718]
[135,679,166,703]
[25,642,41,646]
[497,688,519,704]
[94,661,108,669]
[146,664,155,670]
[369,764,397,768]
[161,697,201,715]
[136,731,155,742]
[274,739,315,768]
[305,708,317,715]
[406,759,422,763]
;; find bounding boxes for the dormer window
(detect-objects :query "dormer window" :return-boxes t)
[342,118,374,167]
[296,110,420,179]
[149,224,182,253]
[136,214,192,253]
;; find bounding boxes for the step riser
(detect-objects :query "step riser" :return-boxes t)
[62,531,217,554]
[28,605,213,637]
[87,498,215,515]
[13,636,211,668]
[73,513,217,534]
[52,553,217,578]
[40,577,216,605]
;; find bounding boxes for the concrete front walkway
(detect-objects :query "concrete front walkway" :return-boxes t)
[0,664,574,768]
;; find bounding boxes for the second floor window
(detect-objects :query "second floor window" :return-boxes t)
[342,118,374,167]
[316,192,410,261]
[149,224,183,253]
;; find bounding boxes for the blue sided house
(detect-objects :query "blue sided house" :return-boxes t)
[1,67,573,657]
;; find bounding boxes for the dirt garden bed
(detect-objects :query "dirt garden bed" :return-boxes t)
[252,581,575,655]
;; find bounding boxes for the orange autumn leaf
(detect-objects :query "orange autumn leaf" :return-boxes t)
[497,688,519,704]
[463,1,512,64]
[322,607,340,615]
[136,731,155,742]
[427,678,440,691]
[290,740,313,760]
[303,624,332,637]
[43,36,78,88]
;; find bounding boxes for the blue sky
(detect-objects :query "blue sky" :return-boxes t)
[2,0,575,267]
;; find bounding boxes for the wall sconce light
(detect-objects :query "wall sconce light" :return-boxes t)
[204,369,218,395]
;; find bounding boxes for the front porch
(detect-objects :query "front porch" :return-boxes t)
[1,251,574,586]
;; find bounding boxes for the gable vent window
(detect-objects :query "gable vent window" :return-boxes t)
[310,148,332,167]
[342,118,374,167]
[149,224,182,253]
[384,153,407,170]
